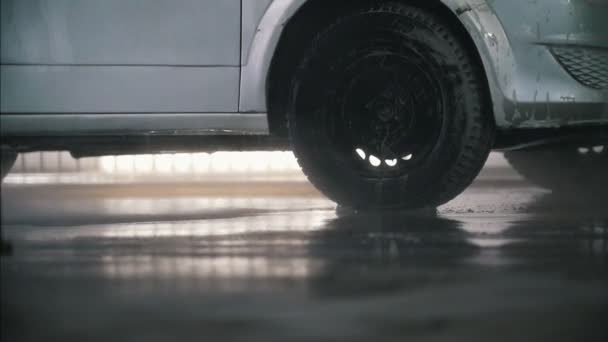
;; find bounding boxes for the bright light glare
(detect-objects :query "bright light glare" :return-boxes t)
[385,159,398,167]
[98,152,300,174]
[369,155,381,167]
[355,148,366,160]
[154,154,174,173]
[134,155,154,173]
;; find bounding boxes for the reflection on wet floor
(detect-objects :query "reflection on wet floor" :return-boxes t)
[1,152,608,341]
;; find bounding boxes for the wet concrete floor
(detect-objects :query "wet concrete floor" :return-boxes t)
[1,156,607,341]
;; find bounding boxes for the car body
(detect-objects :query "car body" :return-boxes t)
[1,0,607,207]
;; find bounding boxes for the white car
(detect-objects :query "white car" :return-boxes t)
[1,0,607,208]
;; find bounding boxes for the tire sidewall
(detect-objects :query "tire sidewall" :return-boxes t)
[288,6,487,208]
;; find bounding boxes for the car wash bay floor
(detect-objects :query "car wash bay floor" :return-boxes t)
[1,156,607,342]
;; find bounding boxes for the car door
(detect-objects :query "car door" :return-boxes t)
[1,0,241,115]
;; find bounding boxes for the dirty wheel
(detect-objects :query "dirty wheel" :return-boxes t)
[287,4,494,209]
[504,146,608,195]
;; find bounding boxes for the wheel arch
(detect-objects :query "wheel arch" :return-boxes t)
[240,0,510,136]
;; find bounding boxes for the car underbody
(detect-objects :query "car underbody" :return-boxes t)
[1,124,607,159]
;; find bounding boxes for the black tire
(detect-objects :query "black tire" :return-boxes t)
[504,146,608,195]
[287,3,494,209]
[1,149,17,181]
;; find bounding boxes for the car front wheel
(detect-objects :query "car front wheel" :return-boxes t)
[287,4,494,210]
